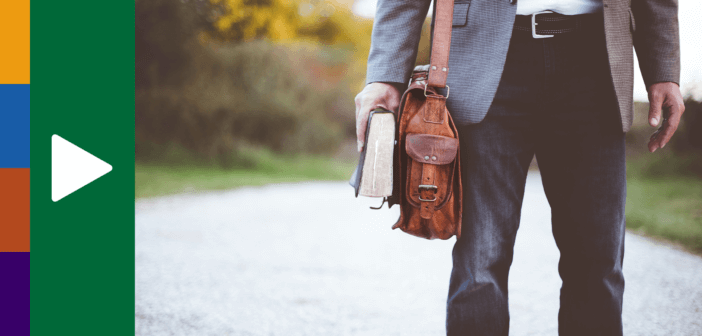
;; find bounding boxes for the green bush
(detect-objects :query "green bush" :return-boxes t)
[624,98,702,253]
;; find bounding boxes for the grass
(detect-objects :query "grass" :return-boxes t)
[623,102,702,254]
[626,158,702,254]
[139,159,702,253]
[136,132,702,255]
[136,145,357,199]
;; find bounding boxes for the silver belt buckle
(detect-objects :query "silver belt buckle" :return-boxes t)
[531,10,555,39]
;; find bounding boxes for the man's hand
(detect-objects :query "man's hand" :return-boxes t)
[647,82,685,153]
[354,82,403,152]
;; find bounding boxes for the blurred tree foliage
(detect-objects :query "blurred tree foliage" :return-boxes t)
[679,97,702,152]
[206,0,385,98]
[664,97,702,177]
[135,0,384,167]
[136,0,433,167]
[209,0,368,44]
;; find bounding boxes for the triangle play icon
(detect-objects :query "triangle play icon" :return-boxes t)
[52,134,113,202]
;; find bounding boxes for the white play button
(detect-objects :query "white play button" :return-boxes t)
[51,134,113,202]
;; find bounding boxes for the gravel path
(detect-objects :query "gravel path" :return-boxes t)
[136,172,702,335]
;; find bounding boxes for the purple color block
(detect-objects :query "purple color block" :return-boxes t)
[0,252,29,335]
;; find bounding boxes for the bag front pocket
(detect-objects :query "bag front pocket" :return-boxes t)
[404,133,459,210]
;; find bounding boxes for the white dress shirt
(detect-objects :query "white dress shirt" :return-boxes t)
[516,0,603,15]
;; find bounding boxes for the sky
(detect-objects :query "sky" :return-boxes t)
[351,0,702,101]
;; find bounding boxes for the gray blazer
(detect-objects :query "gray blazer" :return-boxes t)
[365,0,680,132]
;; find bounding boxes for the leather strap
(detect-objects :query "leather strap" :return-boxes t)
[426,0,454,88]
[418,94,445,219]
[423,95,446,124]
[419,164,437,219]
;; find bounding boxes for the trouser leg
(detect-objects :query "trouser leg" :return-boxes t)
[446,30,541,335]
[445,12,626,334]
[447,118,534,336]
[536,125,626,336]
[535,17,627,335]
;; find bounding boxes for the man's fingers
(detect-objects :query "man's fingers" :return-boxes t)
[354,92,363,117]
[648,102,684,152]
[658,103,683,147]
[356,117,366,152]
[356,103,371,152]
[646,90,666,152]
[354,82,404,152]
[648,92,663,127]
[646,82,686,153]
[648,130,661,152]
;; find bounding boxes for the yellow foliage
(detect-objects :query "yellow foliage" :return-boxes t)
[209,0,375,91]
[210,0,371,49]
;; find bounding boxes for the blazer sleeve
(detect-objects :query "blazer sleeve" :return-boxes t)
[631,0,681,88]
[365,0,433,85]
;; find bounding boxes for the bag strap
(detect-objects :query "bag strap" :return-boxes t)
[426,0,455,88]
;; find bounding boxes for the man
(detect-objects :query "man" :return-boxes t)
[354,0,684,334]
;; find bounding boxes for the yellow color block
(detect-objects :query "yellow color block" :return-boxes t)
[0,1,30,84]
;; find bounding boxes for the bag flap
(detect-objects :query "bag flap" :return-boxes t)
[405,134,458,165]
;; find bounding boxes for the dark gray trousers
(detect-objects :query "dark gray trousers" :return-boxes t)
[446,14,627,336]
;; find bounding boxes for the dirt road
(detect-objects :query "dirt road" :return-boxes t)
[136,172,702,335]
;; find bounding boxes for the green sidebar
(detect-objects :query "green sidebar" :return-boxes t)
[31,1,135,334]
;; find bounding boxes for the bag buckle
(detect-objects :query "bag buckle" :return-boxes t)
[424,83,449,98]
[418,184,437,202]
[532,10,555,39]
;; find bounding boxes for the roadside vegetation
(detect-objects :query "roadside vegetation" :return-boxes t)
[625,100,702,254]
[135,0,431,198]
[135,0,364,199]
[135,144,356,198]
[135,0,701,253]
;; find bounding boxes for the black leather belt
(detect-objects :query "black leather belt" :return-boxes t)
[514,11,603,38]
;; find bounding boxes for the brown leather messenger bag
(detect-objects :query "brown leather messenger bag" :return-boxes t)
[383,0,463,240]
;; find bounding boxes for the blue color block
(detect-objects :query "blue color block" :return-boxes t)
[0,252,30,336]
[0,84,30,168]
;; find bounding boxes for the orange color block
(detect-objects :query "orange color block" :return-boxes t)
[0,1,30,84]
[0,169,30,252]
